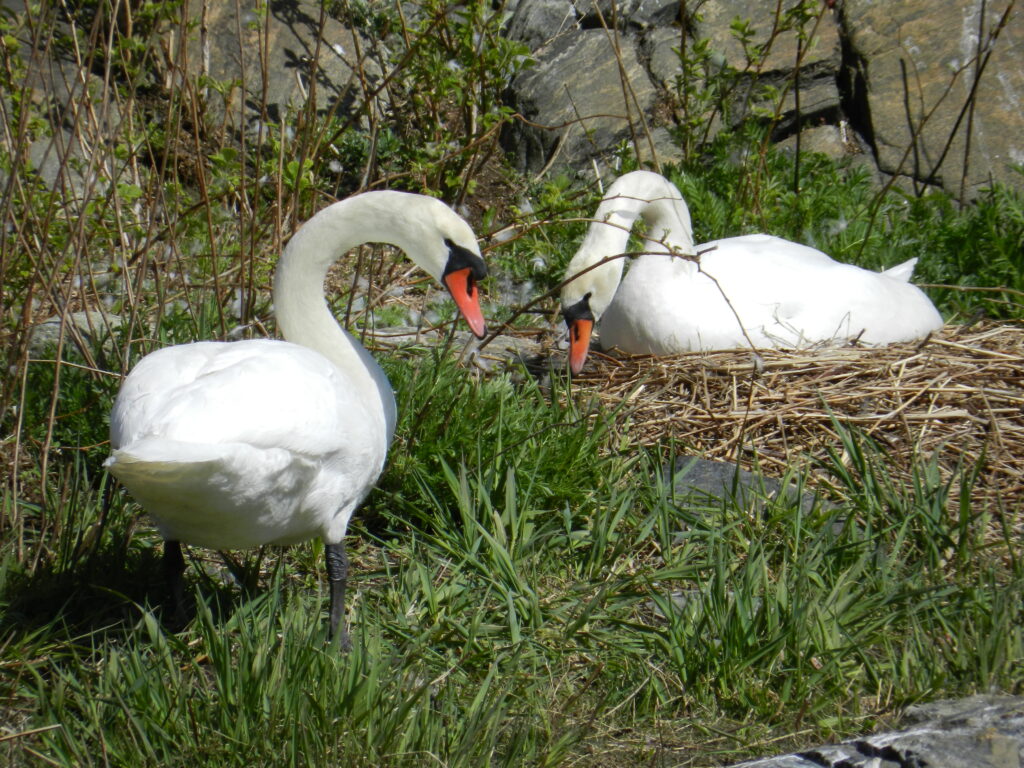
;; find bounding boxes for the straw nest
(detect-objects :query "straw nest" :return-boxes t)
[570,322,1024,517]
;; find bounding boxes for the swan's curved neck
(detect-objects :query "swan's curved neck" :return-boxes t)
[273,193,431,441]
[563,174,695,318]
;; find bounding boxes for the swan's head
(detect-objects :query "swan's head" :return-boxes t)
[357,192,489,338]
[559,210,636,376]
[561,290,596,376]
[440,237,488,338]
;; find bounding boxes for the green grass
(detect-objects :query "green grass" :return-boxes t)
[2,352,1021,766]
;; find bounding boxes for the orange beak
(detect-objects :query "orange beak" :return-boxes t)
[568,318,593,376]
[444,267,487,338]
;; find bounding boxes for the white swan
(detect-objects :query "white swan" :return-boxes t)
[561,171,943,374]
[106,190,488,647]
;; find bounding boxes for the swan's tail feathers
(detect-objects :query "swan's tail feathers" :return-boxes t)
[105,438,234,482]
[104,438,320,549]
[105,438,312,488]
[881,257,918,282]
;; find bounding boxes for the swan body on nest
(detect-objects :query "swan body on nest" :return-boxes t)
[106,190,488,647]
[561,171,943,374]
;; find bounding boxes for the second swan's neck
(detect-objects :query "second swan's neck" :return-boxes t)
[564,173,696,317]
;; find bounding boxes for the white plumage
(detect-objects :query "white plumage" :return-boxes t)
[561,171,943,373]
[106,191,488,644]
[109,340,380,549]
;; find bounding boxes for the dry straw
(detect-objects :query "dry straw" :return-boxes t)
[571,323,1024,515]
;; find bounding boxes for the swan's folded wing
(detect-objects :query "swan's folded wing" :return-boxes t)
[110,339,376,458]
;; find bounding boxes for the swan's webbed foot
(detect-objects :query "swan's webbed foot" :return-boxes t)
[325,541,351,651]
[163,539,189,628]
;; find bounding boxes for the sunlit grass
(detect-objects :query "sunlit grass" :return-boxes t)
[2,351,1021,766]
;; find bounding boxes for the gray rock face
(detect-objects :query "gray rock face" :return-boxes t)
[27,311,123,360]
[730,695,1024,768]
[841,0,1024,196]
[2,0,129,199]
[503,0,849,178]
[17,0,1018,199]
[695,1,841,75]
[183,0,380,127]
[572,0,679,29]
[670,456,827,515]
[502,0,1022,196]
[21,60,128,196]
[503,28,659,176]
[506,0,579,52]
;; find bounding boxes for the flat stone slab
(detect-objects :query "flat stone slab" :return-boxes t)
[670,456,828,515]
[368,325,546,372]
[731,695,1024,768]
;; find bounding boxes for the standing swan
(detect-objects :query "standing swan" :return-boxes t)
[106,191,488,647]
[561,171,943,374]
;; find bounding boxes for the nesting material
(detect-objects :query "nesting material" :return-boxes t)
[573,323,1024,513]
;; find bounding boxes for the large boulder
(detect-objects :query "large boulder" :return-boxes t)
[572,0,680,29]
[694,1,841,75]
[505,0,579,52]
[502,0,847,178]
[1,1,129,199]
[502,0,1022,196]
[502,27,662,175]
[182,0,380,128]
[692,0,843,131]
[730,695,1024,768]
[20,59,127,198]
[841,0,1024,196]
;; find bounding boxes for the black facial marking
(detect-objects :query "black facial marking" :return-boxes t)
[561,293,594,329]
[443,239,488,291]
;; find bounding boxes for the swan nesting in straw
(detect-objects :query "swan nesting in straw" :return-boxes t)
[106,191,488,648]
[561,171,943,374]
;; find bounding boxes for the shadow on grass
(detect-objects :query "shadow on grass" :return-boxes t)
[0,540,276,647]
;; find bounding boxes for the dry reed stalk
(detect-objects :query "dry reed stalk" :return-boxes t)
[571,323,1024,521]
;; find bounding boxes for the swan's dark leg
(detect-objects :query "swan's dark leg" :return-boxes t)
[163,539,188,627]
[325,541,351,651]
